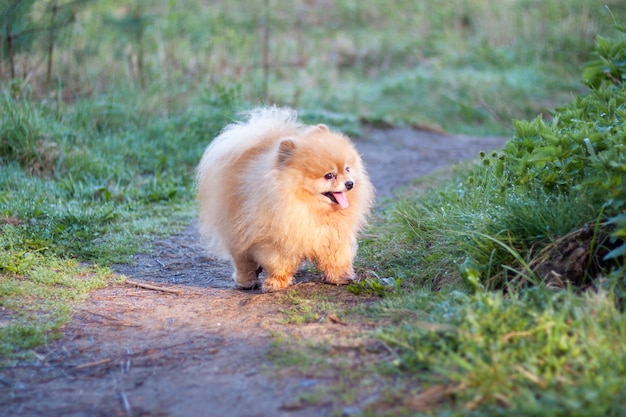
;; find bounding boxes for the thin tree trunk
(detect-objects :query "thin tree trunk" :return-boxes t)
[261,0,270,101]
[46,1,59,85]
[5,3,16,79]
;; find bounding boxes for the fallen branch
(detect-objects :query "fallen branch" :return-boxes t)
[75,358,112,370]
[77,309,141,327]
[327,314,348,325]
[125,279,183,295]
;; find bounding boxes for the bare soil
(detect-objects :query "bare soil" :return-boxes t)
[1,128,507,417]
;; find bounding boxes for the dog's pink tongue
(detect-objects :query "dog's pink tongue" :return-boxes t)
[333,192,349,209]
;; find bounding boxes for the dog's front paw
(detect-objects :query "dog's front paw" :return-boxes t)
[262,276,293,293]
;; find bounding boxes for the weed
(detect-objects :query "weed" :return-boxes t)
[347,275,402,297]
[278,304,321,325]
[277,287,349,325]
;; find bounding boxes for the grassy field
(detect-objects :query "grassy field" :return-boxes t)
[2,0,626,415]
[3,0,625,133]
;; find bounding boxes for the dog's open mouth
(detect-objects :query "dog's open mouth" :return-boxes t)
[323,191,349,209]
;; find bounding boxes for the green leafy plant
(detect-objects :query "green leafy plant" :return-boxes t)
[580,24,626,292]
[582,13,626,88]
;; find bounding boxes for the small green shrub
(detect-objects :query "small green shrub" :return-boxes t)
[580,25,626,288]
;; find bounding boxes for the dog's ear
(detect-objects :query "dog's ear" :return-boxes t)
[316,124,330,132]
[277,139,296,166]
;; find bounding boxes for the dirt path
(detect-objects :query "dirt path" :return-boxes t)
[1,128,507,417]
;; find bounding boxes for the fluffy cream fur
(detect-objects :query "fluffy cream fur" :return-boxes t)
[196,107,374,292]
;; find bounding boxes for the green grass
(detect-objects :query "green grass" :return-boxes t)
[0,245,119,358]
[0,81,241,359]
[386,174,603,290]
[269,285,626,416]
[366,287,626,416]
[4,0,626,134]
[278,289,336,325]
[2,1,626,414]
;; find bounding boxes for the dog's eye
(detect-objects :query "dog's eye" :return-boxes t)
[324,173,335,180]
[345,167,351,173]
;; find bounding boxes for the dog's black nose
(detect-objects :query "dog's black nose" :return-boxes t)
[345,181,354,190]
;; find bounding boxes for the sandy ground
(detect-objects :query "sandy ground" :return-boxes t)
[1,127,507,417]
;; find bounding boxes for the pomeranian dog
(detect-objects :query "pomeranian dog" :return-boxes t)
[196,107,374,292]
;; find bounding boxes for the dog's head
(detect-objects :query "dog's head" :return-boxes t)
[276,125,365,210]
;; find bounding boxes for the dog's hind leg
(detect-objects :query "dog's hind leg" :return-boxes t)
[232,254,262,290]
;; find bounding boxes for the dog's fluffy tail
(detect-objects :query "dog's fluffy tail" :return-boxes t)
[202,106,301,163]
[241,106,299,127]
[195,106,302,259]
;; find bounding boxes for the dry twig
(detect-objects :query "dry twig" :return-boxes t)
[125,279,183,295]
[75,358,112,370]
